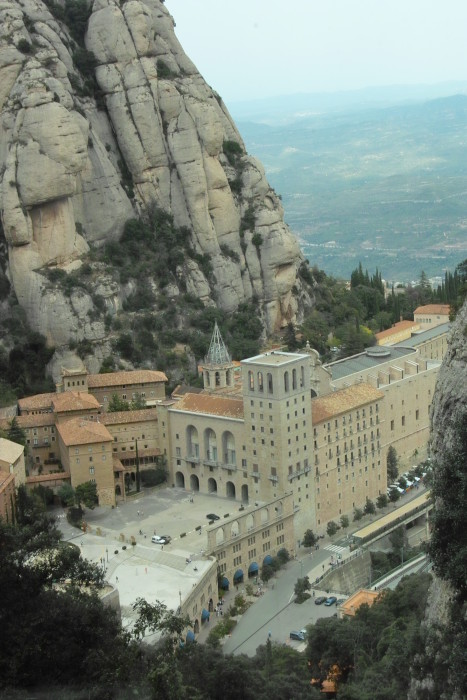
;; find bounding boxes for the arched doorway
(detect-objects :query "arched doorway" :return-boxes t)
[190,474,199,492]
[115,484,121,497]
[226,481,236,499]
[208,477,217,493]
[175,471,185,488]
[234,569,244,585]
[248,562,259,579]
[193,619,199,634]
[241,484,248,504]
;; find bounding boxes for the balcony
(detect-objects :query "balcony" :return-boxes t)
[185,454,200,464]
[203,457,220,468]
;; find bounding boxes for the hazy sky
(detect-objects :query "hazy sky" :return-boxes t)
[166,1,467,103]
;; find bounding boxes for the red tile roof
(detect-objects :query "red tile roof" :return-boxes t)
[101,408,159,425]
[52,392,100,413]
[414,304,450,315]
[56,418,113,446]
[170,393,244,419]
[312,384,384,424]
[87,370,167,388]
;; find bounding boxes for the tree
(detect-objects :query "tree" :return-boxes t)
[326,520,340,537]
[376,493,388,509]
[130,393,146,410]
[108,393,131,412]
[386,446,398,483]
[364,498,376,515]
[58,483,75,507]
[75,481,98,509]
[7,417,26,447]
[284,321,299,351]
[353,507,364,522]
[388,487,400,504]
[302,528,318,547]
[294,576,311,603]
[340,515,349,531]
[261,563,275,582]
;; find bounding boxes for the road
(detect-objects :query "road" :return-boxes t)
[222,550,341,656]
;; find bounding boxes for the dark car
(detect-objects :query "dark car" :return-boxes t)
[206,513,220,521]
[290,630,306,641]
[314,596,327,605]
[324,596,337,606]
[336,599,346,606]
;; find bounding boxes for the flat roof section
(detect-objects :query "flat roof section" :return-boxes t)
[394,322,451,348]
[326,346,416,381]
[242,351,310,367]
[352,491,431,544]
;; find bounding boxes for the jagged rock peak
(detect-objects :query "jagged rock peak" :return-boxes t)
[0,0,312,368]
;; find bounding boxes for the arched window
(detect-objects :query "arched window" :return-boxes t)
[205,371,210,387]
[258,372,264,392]
[292,368,297,390]
[187,425,199,459]
[205,428,218,462]
[284,371,289,392]
[267,373,273,394]
[300,365,305,388]
[215,371,221,387]
[223,432,236,466]
[248,371,254,390]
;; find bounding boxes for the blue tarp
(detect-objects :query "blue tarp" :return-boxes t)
[263,554,273,566]
[186,630,195,642]
[233,569,244,581]
[248,562,259,574]
[221,576,229,590]
[201,608,210,621]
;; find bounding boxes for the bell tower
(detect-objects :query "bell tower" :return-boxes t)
[202,321,235,391]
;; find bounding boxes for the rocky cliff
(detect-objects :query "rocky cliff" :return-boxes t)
[0,0,312,373]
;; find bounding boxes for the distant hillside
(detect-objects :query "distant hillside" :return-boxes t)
[236,93,467,282]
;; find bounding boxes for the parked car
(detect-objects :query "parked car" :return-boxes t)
[315,596,327,605]
[290,630,306,641]
[206,513,220,521]
[324,596,337,606]
[336,599,346,606]
[151,535,171,544]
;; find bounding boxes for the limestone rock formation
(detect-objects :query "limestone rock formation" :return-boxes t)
[430,300,467,455]
[0,0,312,368]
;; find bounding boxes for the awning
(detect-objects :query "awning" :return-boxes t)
[248,562,259,574]
[233,569,243,581]
[221,576,229,590]
[263,554,273,566]
[201,608,210,621]
[186,630,195,643]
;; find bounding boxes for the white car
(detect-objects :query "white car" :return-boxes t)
[151,535,171,544]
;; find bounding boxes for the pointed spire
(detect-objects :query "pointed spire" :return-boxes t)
[204,321,231,366]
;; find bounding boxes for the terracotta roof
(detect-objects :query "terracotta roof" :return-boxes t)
[414,304,450,315]
[340,589,380,616]
[170,393,244,419]
[375,321,419,341]
[56,418,113,447]
[87,370,167,388]
[18,392,56,411]
[101,408,159,425]
[312,383,384,424]
[26,472,71,484]
[6,413,55,429]
[52,392,100,413]
[0,437,24,463]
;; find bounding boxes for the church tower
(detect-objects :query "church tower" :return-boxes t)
[202,321,235,390]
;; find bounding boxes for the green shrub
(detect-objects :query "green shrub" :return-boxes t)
[17,39,32,54]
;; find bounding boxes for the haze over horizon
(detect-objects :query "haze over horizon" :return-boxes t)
[167,1,467,105]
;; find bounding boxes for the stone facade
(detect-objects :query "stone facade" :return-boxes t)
[207,493,295,589]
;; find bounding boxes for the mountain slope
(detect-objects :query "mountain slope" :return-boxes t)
[0,0,312,376]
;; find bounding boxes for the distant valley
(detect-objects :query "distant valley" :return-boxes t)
[233,88,467,282]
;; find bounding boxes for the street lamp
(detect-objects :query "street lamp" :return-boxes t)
[300,560,303,578]
[106,548,109,563]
